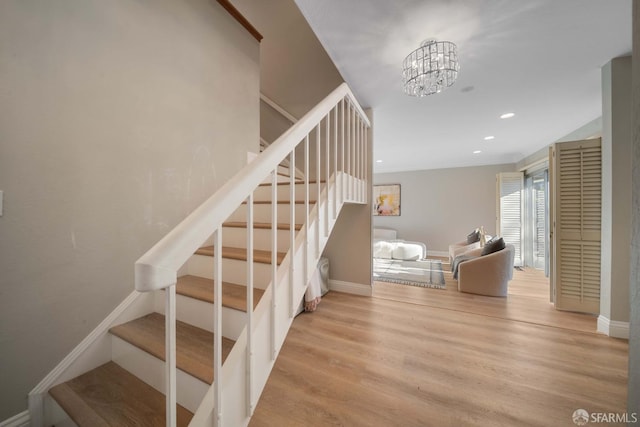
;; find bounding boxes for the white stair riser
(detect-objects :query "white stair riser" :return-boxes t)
[260,172,297,184]
[44,395,78,427]
[187,254,273,288]
[155,291,246,341]
[228,203,310,224]
[253,183,320,202]
[111,336,209,413]
[222,227,295,253]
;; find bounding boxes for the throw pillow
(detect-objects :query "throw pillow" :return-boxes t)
[466,229,480,244]
[481,236,506,256]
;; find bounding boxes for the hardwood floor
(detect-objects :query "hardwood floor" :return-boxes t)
[250,266,628,427]
[374,262,598,334]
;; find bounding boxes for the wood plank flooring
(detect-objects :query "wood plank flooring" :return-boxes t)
[374,262,598,334]
[250,266,628,427]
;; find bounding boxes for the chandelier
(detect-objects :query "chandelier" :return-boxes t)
[402,39,459,97]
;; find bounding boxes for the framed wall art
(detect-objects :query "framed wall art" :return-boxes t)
[373,184,401,216]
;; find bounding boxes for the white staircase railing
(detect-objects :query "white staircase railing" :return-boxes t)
[134,82,370,426]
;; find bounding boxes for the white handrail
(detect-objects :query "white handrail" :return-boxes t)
[134,82,369,293]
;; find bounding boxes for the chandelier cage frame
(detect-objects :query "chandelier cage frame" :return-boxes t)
[402,39,459,97]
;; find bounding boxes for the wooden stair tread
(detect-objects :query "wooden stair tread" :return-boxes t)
[223,221,302,231]
[176,275,264,311]
[49,361,193,427]
[195,245,286,265]
[109,313,234,384]
[242,200,316,204]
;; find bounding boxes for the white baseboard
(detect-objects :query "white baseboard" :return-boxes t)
[597,315,630,339]
[328,279,372,296]
[428,250,449,258]
[0,411,30,427]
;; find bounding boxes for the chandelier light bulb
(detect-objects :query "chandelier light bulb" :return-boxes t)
[402,39,459,97]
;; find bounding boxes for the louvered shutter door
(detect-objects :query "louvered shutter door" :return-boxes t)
[497,172,523,266]
[553,139,601,314]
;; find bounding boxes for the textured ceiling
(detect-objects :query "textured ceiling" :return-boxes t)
[294,0,632,173]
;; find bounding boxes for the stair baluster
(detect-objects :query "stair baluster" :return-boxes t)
[214,229,223,427]
[166,284,177,427]
[289,149,296,318]
[245,193,254,416]
[270,170,277,361]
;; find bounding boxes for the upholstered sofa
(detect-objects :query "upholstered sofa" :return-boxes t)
[373,239,426,261]
[373,228,427,261]
[457,244,515,297]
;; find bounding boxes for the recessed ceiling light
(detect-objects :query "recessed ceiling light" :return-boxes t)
[484,136,495,141]
[473,150,482,154]
[500,112,515,119]
[376,160,383,163]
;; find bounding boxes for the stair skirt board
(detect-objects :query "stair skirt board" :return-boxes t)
[0,411,31,427]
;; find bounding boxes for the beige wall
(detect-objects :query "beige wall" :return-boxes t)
[231,0,347,118]
[628,0,639,414]
[261,100,294,144]
[0,0,259,419]
[373,164,515,253]
[600,56,632,325]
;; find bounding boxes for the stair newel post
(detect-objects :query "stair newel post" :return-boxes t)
[333,104,338,220]
[304,135,310,289]
[165,283,177,427]
[325,112,330,237]
[246,194,254,416]
[270,169,278,360]
[341,98,345,205]
[315,124,321,257]
[213,228,223,427]
[289,149,296,318]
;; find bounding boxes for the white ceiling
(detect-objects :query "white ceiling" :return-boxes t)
[294,0,632,173]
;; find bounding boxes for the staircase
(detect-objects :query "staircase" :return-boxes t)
[27,83,370,427]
